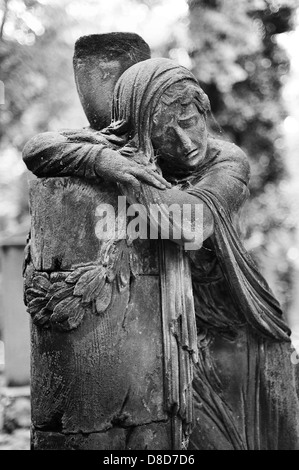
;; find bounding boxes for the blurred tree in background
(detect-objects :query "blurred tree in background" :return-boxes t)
[0,0,80,233]
[188,0,295,192]
[0,0,298,310]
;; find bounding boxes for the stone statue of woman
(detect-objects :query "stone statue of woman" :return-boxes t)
[23,38,299,449]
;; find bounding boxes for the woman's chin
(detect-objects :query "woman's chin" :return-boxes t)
[183,155,203,169]
[159,154,204,174]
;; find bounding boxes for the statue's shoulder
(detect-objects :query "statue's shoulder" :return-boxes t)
[207,136,250,180]
[208,136,247,162]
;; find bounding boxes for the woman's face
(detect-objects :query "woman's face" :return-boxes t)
[151,87,208,171]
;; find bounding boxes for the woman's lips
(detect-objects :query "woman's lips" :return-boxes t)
[185,148,199,161]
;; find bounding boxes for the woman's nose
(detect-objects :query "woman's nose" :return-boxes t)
[174,127,194,152]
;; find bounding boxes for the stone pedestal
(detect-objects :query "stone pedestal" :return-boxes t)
[25,177,196,450]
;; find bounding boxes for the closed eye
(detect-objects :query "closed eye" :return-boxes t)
[178,114,199,129]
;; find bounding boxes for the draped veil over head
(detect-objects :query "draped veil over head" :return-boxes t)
[104,58,210,164]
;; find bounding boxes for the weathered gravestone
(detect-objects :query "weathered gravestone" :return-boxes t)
[23,33,299,451]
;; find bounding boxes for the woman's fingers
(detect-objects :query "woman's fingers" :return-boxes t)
[147,170,171,188]
[131,168,170,189]
[123,174,141,194]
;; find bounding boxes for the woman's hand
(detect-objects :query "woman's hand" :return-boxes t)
[120,182,213,250]
[95,147,171,192]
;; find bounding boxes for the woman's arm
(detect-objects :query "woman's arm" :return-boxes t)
[22,130,170,190]
[22,131,107,179]
[121,183,214,250]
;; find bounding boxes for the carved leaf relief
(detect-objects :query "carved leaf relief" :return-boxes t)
[25,240,139,331]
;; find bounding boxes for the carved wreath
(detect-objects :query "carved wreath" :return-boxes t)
[25,239,139,331]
